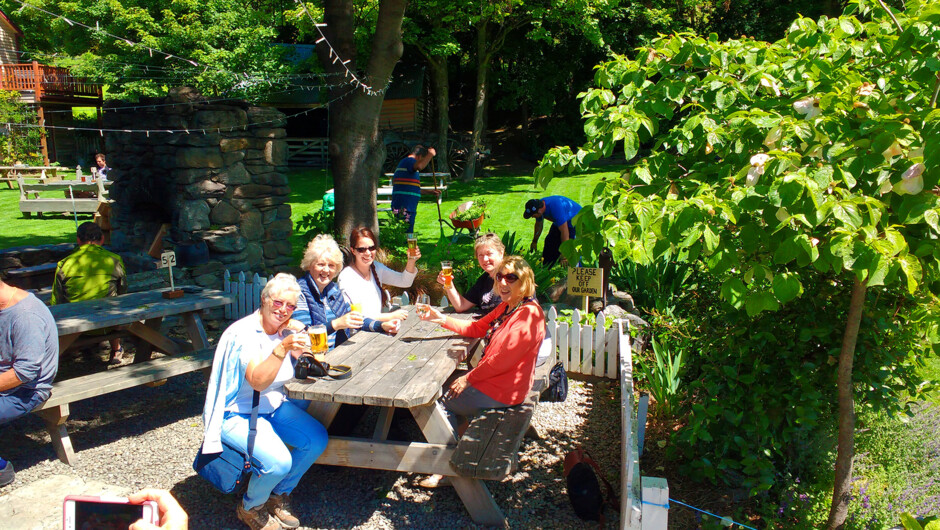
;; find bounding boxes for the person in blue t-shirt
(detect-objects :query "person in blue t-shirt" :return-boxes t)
[390,145,439,233]
[523,196,582,266]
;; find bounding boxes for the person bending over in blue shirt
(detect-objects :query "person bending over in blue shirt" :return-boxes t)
[523,196,582,266]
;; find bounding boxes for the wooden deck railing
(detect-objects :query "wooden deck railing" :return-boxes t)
[0,61,101,100]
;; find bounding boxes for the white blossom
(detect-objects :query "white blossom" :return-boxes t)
[857,82,875,96]
[745,154,770,187]
[776,207,790,223]
[793,97,821,119]
[893,163,925,195]
[760,76,781,96]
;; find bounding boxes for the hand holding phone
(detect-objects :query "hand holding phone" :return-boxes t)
[63,495,159,529]
[128,489,189,530]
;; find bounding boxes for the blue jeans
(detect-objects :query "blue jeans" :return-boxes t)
[221,399,328,510]
[0,385,49,425]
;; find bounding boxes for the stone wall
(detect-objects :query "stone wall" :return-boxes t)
[103,87,292,290]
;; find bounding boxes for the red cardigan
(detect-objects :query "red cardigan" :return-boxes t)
[443,300,545,405]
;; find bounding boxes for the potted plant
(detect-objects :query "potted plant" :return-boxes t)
[450,199,487,230]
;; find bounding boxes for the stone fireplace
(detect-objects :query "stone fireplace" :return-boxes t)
[102,87,293,290]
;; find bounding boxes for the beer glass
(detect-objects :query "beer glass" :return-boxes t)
[349,302,362,314]
[308,324,328,360]
[441,261,453,289]
[406,233,418,258]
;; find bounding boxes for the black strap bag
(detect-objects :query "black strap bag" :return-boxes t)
[192,390,260,494]
[540,361,568,402]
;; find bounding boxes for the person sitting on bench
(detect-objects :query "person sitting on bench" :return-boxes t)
[50,222,127,364]
[0,273,59,487]
[416,256,545,487]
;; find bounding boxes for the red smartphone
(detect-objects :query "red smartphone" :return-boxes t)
[62,495,158,529]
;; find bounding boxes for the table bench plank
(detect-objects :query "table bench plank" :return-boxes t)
[34,349,214,465]
[50,288,233,336]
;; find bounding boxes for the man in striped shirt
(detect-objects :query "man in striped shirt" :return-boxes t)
[390,145,438,233]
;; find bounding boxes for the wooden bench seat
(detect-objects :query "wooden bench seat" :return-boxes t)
[32,348,214,465]
[5,262,57,290]
[449,360,552,480]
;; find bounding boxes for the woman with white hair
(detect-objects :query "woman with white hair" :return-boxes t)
[294,234,400,347]
[200,273,328,530]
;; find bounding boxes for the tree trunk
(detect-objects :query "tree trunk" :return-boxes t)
[826,277,868,530]
[426,54,449,173]
[461,21,490,182]
[319,0,406,241]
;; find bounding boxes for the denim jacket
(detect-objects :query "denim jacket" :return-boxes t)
[294,273,383,348]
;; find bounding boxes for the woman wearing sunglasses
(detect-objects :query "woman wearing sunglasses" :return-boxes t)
[337,226,417,323]
[295,234,400,346]
[418,255,545,427]
[200,273,328,530]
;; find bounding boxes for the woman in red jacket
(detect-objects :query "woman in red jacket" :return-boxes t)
[417,255,545,427]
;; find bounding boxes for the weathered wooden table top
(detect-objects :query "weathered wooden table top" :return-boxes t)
[49,287,234,335]
[285,310,480,409]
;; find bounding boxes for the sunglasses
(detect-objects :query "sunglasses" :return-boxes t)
[270,299,297,311]
[496,272,520,284]
[354,245,377,253]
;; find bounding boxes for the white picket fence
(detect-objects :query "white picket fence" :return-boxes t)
[221,269,668,528]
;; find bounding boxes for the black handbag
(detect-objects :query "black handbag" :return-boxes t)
[540,361,568,402]
[192,390,260,494]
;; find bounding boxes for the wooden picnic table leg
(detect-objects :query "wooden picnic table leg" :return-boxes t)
[58,333,80,356]
[35,405,76,466]
[181,311,209,351]
[373,407,394,440]
[130,317,163,363]
[306,401,342,429]
[411,403,507,527]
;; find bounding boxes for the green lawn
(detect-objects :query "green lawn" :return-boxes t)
[1,164,619,264]
[0,187,88,249]
[287,164,616,265]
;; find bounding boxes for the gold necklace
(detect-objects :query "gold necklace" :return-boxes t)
[0,287,15,310]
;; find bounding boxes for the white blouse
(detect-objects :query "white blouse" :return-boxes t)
[337,261,416,318]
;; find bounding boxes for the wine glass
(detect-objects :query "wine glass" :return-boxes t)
[416,293,431,317]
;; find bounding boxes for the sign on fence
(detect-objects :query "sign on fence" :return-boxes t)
[567,266,603,296]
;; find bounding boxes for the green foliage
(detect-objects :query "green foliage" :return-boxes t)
[0,91,42,165]
[610,254,694,312]
[295,209,338,244]
[452,199,488,222]
[535,0,940,497]
[638,336,686,418]
[902,514,940,530]
[6,0,295,99]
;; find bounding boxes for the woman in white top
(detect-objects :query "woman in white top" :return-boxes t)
[337,226,417,322]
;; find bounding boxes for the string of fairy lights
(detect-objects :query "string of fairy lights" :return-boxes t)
[0,0,390,134]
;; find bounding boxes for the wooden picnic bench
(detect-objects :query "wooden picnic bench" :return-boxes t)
[0,165,63,189]
[18,176,111,218]
[4,262,57,290]
[450,358,552,480]
[38,287,234,464]
[33,348,214,466]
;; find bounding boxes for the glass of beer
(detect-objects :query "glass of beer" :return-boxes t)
[406,233,418,258]
[441,261,453,289]
[308,324,328,360]
[349,302,362,314]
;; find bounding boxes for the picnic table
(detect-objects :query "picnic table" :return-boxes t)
[286,309,522,526]
[0,165,63,189]
[18,176,112,217]
[49,286,232,358]
[37,286,235,465]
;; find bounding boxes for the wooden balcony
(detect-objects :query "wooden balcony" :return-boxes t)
[0,61,102,104]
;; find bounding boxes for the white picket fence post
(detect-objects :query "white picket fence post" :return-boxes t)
[544,306,624,379]
[221,270,271,320]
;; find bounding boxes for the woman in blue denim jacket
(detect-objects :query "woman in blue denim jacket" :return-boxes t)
[293,234,400,346]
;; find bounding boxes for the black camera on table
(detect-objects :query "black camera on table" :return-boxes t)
[294,353,326,379]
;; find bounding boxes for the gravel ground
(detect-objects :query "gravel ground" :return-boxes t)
[0,329,624,529]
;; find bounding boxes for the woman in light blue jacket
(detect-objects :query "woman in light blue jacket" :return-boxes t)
[201,273,327,530]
